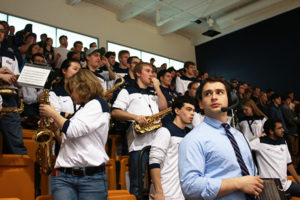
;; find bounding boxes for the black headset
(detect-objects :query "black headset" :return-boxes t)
[195,80,239,112]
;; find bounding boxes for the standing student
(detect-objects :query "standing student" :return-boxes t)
[111,62,167,197]
[39,69,110,200]
[179,76,263,200]
[149,96,195,200]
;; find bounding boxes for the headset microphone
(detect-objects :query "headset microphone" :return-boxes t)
[221,91,239,112]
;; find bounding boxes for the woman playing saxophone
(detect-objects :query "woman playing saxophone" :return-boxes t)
[39,69,110,200]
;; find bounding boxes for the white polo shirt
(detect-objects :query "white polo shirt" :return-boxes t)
[112,83,159,152]
[55,97,110,168]
[149,122,187,200]
[250,136,292,191]
[238,116,266,141]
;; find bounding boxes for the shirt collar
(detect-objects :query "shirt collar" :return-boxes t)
[204,116,231,129]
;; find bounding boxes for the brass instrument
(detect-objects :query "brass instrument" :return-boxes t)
[0,90,24,118]
[134,107,172,135]
[104,73,125,100]
[32,89,56,175]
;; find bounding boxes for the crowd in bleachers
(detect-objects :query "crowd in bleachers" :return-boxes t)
[1,21,300,200]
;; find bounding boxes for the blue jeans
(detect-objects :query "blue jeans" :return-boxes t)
[51,170,108,200]
[286,182,300,197]
[129,150,149,198]
[0,95,27,154]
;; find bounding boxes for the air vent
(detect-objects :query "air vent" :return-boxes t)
[202,29,221,37]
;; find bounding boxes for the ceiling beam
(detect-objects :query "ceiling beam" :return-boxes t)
[216,0,283,29]
[66,0,81,5]
[158,0,240,35]
[117,0,158,22]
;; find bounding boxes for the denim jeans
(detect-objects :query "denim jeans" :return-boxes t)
[51,170,108,200]
[0,95,27,154]
[129,150,149,198]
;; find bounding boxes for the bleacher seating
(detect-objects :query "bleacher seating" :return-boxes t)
[0,154,35,200]
[118,156,130,190]
[106,159,117,190]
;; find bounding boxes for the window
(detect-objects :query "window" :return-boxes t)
[8,15,56,45]
[0,12,98,50]
[107,41,184,70]
[57,29,98,50]
[0,13,7,21]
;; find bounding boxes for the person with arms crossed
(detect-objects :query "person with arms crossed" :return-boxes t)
[149,95,195,200]
[178,76,264,200]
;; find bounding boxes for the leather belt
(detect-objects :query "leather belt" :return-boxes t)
[57,164,105,176]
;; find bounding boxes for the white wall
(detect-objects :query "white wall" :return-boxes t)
[0,0,195,62]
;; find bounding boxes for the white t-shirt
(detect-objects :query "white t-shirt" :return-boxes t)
[251,136,292,191]
[54,47,69,69]
[238,117,266,141]
[149,123,186,200]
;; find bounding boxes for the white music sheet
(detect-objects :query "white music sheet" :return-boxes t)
[17,63,51,88]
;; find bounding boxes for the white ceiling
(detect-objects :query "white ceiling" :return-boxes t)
[68,0,300,46]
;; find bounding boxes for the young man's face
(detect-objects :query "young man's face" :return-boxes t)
[186,65,196,76]
[138,65,153,86]
[108,55,116,66]
[188,83,199,98]
[74,43,83,53]
[119,53,130,66]
[176,103,195,124]
[160,72,172,87]
[129,57,140,72]
[87,52,101,68]
[271,122,285,139]
[199,82,228,117]
[60,37,68,47]
[273,97,281,106]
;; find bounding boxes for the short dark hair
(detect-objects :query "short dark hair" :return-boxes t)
[172,96,196,116]
[40,33,47,38]
[59,35,67,41]
[184,61,195,69]
[127,56,139,64]
[263,118,282,135]
[89,42,96,48]
[196,76,231,102]
[73,41,83,47]
[167,67,175,73]
[270,93,280,101]
[118,50,130,58]
[32,53,45,61]
[105,51,116,59]
[157,69,168,80]
[67,51,80,60]
[281,94,291,102]
[187,81,199,90]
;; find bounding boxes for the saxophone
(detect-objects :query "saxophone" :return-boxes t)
[104,73,125,100]
[32,89,56,175]
[0,90,24,118]
[134,107,172,135]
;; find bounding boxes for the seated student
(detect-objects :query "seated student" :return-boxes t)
[39,69,110,200]
[238,99,267,141]
[149,96,195,200]
[251,118,300,197]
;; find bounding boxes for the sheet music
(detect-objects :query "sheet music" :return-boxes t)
[17,63,51,88]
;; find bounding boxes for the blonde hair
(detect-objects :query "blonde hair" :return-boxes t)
[65,69,104,104]
[242,99,268,119]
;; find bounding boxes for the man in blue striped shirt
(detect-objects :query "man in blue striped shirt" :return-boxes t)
[178,76,264,200]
